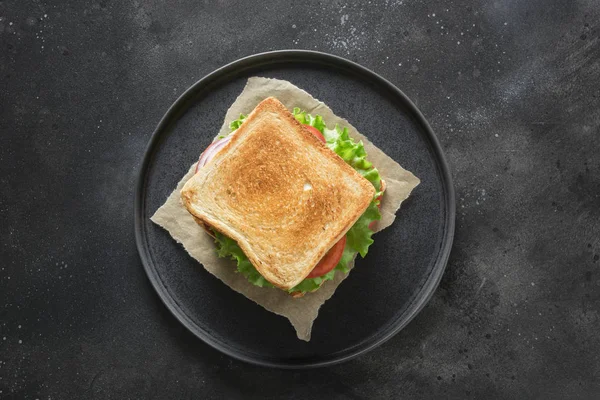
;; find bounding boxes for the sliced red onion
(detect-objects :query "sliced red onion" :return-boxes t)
[196,135,232,172]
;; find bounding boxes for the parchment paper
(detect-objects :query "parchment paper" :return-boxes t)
[151,77,420,341]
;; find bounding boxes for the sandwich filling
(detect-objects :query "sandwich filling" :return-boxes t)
[198,108,384,295]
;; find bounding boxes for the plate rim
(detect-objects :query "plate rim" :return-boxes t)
[134,49,456,369]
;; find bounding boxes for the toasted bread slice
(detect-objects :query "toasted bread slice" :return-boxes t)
[181,97,375,290]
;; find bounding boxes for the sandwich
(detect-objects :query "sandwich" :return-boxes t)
[180,97,384,297]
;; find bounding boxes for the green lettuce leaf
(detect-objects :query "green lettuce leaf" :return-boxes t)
[214,231,273,288]
[346,201,381,257]
[292,107,327,132]
[216,114,248,139]
[288,269,336,293]
[335,243,356,274]
[213,109,383,294]
[229,114,247,132]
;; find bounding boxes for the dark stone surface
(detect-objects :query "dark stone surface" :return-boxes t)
[1,0,599,398]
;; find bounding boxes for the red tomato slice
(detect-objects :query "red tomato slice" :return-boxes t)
[307,236,346,278]
[304,125,326,143]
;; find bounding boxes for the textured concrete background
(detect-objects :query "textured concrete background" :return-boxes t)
[1,0,600,398]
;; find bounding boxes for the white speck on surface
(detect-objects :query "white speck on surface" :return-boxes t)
[303,183,312,191]
[18,340,22,344]
[495,133,499,137]
[292,24,296,29]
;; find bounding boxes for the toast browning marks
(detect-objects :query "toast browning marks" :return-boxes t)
[181,98,375,290]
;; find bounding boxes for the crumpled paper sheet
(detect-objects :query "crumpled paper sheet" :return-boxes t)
[151,77,420,341]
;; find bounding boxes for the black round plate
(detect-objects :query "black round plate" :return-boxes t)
[135,50,455,368]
